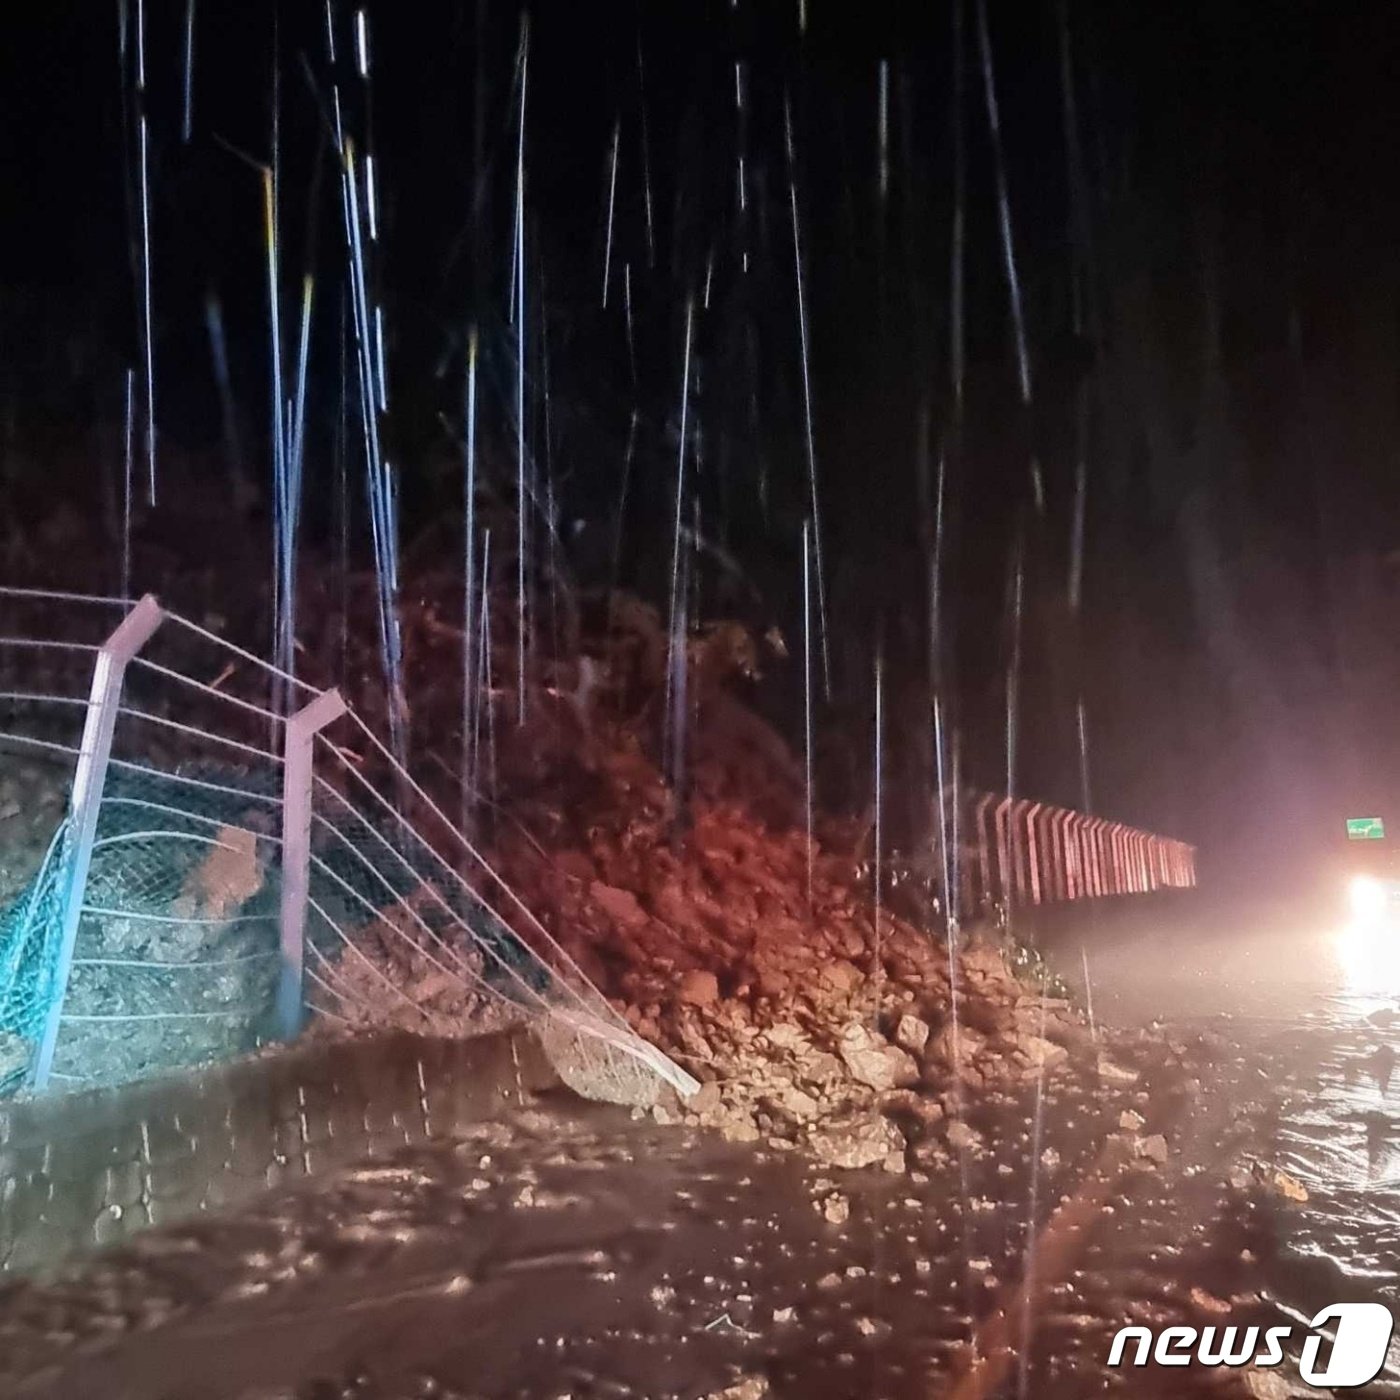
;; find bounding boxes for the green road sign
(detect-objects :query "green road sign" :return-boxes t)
[1347,816,1386,840]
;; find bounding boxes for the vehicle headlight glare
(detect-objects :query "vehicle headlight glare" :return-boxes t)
[1349,875,1386,920]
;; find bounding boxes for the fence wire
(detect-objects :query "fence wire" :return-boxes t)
[0,588,694,1105]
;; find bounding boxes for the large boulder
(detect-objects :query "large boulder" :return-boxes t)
[837,1022,919,1091]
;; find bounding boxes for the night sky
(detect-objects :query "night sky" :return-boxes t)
[6,1,1400,888]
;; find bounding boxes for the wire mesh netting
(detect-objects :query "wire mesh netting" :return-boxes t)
[0,588,695,1106]
[0,589,112,1091]
[0,823,67,1093]
[43,761,285,1089]
[300,714,695,1107]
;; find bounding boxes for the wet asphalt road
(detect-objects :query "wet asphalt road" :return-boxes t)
[1042,890,1400,1390]
[2,891,1399,1398]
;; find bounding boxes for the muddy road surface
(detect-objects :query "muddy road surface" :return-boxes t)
[1,891,1399,1398]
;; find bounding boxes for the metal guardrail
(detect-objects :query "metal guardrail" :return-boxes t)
[964,791,1195,914]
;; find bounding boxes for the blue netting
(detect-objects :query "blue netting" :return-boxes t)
[0,740,690,1106]
[0,762,285,1094]
[0,822,71,1093]
[0,758,551,1096]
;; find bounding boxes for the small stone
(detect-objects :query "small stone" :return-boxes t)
[1239,1368,1290,1399]
[945,1119,983,1152]
[761,1084,821,1125]
[773,1306,796,1324]
[705,1379,769,1400]
[719,1113,761,1144]
[894,1014,930,1055]
[1189,1286,1232,1316]
[1271,1169,1308,1203]
[678,969,721,1007]
[820,959,863,994]
[590,881,648,929]
[807,1113,905,1170]
[1098,1057,1141,1086]
[1018,1036,1069,1074]
[820,1192,850,1225]
[1136,1134,1169,1164]
[1119,1109,1145,1131]
[878,1089,944,1126]
[688,1081,723,1116]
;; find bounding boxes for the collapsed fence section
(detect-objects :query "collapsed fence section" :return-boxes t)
[0,588,695,1105]
[299,706,696,1106]
[0,590,294,1092]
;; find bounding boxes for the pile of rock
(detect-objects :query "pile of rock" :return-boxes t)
[490,784,1097,1169]
[303,606,1105,1165]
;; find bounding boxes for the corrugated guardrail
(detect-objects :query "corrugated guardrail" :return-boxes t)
[961,791,1195,913]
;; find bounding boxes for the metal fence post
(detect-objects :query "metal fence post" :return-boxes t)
[1106,822,1123,894]
[1024,802,1043,904]
[975,794,995,912]
[1059,811,1075,900]
[1086,816,1102,896]
[1011,799,1031,905]
[1072,816,1088,898]
[33,594,164,1090]
[277,687,348,1040]
[1044,807,1063,901]
[1061,812,1080,899]
[1049,809,1068,900]
[994,796,1013,910]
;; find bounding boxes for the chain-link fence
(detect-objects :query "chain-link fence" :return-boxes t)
[0,589,123,1092]
[0,588,694,1106]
